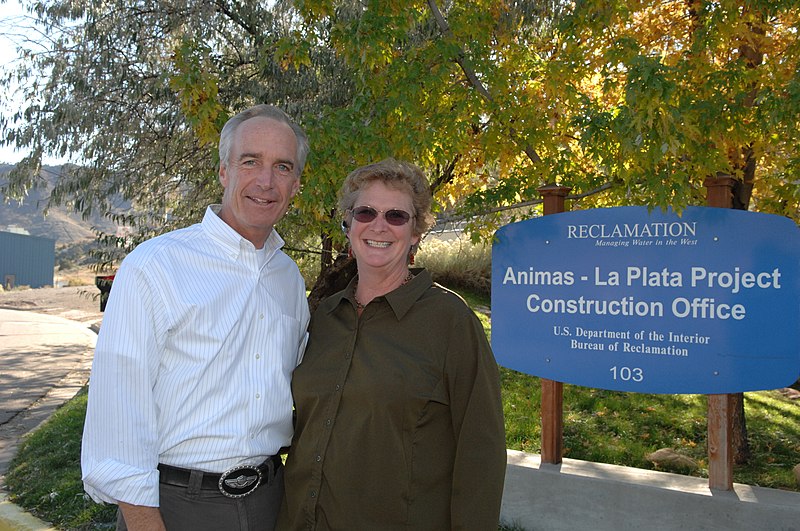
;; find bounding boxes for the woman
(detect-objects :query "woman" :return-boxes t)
[280,159,506,530]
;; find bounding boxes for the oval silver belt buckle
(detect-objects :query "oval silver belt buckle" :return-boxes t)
[218,465,263,498]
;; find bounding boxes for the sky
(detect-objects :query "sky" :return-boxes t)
[0,0,28,164]
[0,0,69,165]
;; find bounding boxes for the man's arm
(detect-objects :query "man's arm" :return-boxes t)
[81,260,166,507]
[118,502,166,531]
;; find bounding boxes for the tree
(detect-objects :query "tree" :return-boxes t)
[3,1,799,255]
[291,0,800,220]
[0,0,353,268]
[2,1,799,262]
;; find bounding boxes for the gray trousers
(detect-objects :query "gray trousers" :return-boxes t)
[117,464,284,531]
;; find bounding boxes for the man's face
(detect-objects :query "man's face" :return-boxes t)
[218,116,300,248]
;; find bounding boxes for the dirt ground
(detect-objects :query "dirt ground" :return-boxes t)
[0,284,105,325]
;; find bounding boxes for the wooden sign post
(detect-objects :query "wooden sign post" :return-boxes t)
[704,174,737,491]
[538,183,571,465]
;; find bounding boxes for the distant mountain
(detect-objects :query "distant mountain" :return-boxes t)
[0,163,121,247]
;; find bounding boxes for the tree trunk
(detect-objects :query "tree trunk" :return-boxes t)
[729,142,756,465]
[725,6,765,466]
[307,252,357,314]
[320,232,334,273]
[730,392,751,464]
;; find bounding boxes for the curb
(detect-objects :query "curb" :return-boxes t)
[0,491,54,530]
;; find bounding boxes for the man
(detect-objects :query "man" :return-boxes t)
[81,104,311,531]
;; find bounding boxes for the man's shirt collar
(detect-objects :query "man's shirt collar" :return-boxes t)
[203,205,285,262]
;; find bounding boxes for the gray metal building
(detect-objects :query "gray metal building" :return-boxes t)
[0,231,55,289]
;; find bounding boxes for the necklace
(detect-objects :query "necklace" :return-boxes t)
[354,272,414,311]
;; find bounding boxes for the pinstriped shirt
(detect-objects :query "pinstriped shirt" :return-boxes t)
[81,205,310,507]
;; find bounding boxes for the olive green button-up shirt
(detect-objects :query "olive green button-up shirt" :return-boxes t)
[280,269,506,531]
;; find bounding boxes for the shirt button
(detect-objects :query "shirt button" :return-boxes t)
[325,419,332,426]
[255,353,261,360]
[255,393,261,399]
[315,455,321,462]
[335,384,341,391]
[310,490,316,498]
[259,313,264,320]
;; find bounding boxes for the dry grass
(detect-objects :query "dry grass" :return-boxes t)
[416,235,492,296]
[54,266,98,287]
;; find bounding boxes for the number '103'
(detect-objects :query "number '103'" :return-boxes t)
[610,366,644,382]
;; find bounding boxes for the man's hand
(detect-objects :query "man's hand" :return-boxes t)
[118,502,167,531]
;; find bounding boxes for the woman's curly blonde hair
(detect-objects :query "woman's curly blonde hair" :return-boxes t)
[338,158,435,238]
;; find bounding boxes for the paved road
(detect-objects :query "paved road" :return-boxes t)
[0,309,97,475]
[0,308,99,530]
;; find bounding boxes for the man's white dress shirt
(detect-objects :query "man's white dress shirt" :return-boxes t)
[81,205,310,507]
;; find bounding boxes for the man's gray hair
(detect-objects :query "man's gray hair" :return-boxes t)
[218,104,310,175]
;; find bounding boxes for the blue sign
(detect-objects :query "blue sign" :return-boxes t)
[491,206,800,394]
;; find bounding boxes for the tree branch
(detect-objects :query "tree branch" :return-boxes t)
[426,0,542,164]
[426,0,492,102]
[436,180,617,224]
[429,155,460,192]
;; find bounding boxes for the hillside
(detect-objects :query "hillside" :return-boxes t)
[0,164,120,246]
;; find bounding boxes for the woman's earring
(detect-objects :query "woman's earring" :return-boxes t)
[407,243,419,265]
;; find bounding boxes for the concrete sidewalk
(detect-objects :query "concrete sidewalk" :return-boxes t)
[0,308,98,530]
[501,449,800,530]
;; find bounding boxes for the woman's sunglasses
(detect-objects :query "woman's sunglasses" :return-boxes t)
[349,206,413,226]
